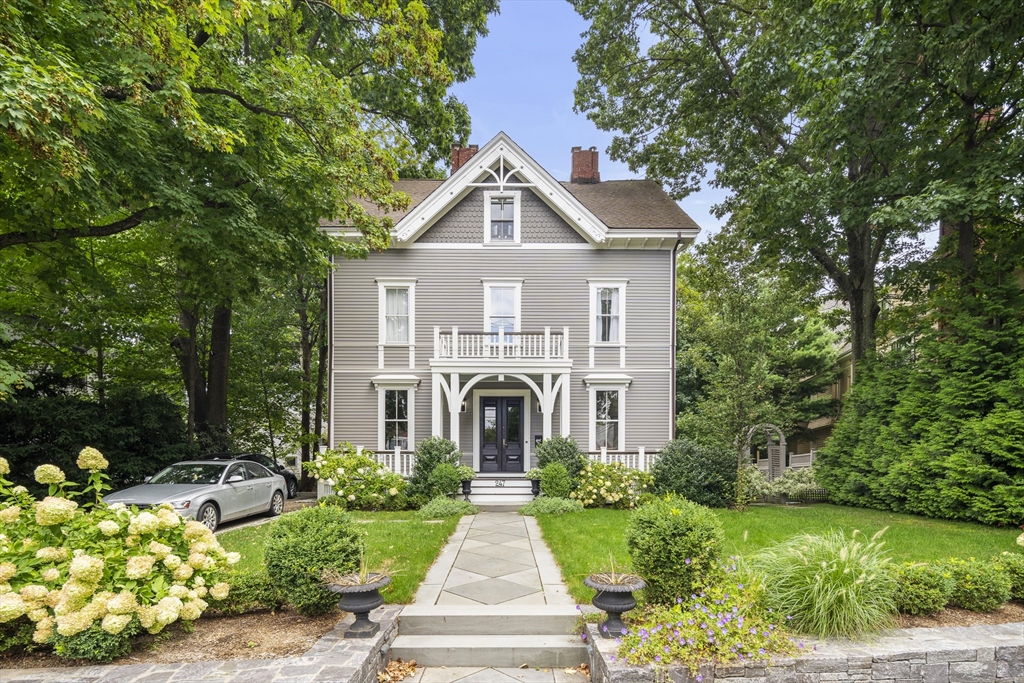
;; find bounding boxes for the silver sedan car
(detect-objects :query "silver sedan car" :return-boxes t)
[104,459,287,532]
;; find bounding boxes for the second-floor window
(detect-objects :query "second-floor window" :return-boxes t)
[491,198,515,241]
[483,280,522,344]
[596,287,620,342]
[385,288,409,343]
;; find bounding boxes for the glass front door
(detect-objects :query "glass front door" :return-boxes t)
[479,397,524,472]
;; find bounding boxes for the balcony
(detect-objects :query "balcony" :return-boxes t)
[432,326,569,362]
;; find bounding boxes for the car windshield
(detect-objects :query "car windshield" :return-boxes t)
[148,464,225,485]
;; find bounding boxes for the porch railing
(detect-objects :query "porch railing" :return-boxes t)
[584,447,660,472]
[789,450,816,469]
[434,326,568,361]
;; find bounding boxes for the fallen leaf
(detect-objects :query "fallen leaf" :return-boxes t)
[378,658,418,682]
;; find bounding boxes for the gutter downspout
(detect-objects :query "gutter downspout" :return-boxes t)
[670,235,683,441]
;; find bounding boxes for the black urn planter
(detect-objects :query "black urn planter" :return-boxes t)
[327,574,391,638]
[584,574,645,638]
[530,479,541,497]
[461,479,473,499]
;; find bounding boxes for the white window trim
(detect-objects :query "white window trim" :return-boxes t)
[588,279,628,368]
[584,374,632,452]
[482,190,522,245]
[376,278,417,369]
[371,375,420,451]
[482,280,523,334]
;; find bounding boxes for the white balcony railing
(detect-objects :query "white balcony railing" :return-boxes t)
[433,326,568,361]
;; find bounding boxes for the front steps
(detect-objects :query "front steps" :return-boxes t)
[467,476,535,505]
[392,605,587,668]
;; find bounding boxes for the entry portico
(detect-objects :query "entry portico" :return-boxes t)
[430,326,572,471]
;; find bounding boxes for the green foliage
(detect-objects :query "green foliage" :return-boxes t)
[0,385,190,493]
[209,570,286,616]
[995,553,1024,601]
[571,461,652,509]
[736,464,771,505]
[524,468,543,480]
[890,563,954,616]
[770,468,821,499]
[535,436,586,481]
[540,463,572,499]
[941,558,1012,613]
[0,618,34,654]
[263,506,362,617]
[409,437,462,498]
[456,465,476,481]
[53,620,141,662]
[625,496,725,605]
[749,529,896,638]
[817,226,1024,526]
[652,438,737,508]
[518,497,584,516]
[416,496,478,519]
[427,463,462,499]
[619,580,793,671]
[303,444,409,511]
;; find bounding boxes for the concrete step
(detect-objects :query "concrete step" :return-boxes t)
[468,494,534,505]
[471,478,532,489]
[399,605,579,636]
[390,634,587,668]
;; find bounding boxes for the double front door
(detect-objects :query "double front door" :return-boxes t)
[480,397,523,472]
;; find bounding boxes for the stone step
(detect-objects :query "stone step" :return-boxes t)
[471,478,532,489]
[468,493,534,505]
[390,634,587,668]
[399,605,580,636]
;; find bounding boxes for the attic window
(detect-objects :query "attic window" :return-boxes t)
[483,191,520,244]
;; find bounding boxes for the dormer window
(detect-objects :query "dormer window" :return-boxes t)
[483,191,520,244]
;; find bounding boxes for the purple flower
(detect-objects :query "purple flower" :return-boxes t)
[696,676,703,682]
[677,597,683,604]
[664,645,670,653]
[621,628,628,635]
[609,655,616,662]
[685,558,692,565]
[581,633,587,640]
[602,625,608,632]
[737,583,744,589]
[759,648,765,655]
[798,642,805,649]
[655,655,662,663]
[787,615,793,621]
[750,627,757,634]
[576,605,582,611]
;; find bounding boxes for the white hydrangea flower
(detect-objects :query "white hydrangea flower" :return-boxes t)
[125,555,157,579]
[35,497,78,526]
[68,555,105,583]
[27,608,49,622]
[12,486,27,495]
[0,592,26,623]
[101,613,133,635]
[42,568,60,583]
[106,591,138,615]
[56,610,94,636]
[19,585,48,601]
[0,457,8,475]
[226,552,241,565]
[208,582,230,601]
[34,464,65,485]
[97,520,120,536]
[173,564,194,581]
[155,596,182,625]
[148,541,173,559]
[183,520,212,542]
[0,506,21,524]
[0,562,16,582]
[76,447,109,472]
[35,546,69,563]
[33,623,54,644]
[187,553,212,570]
[157,508,180,529]
[169,585,189,599]
[180,599,205,621]
[128,511,159,535]
[163,554,183,569]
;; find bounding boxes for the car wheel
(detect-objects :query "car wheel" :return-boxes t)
[286,477,298,499]
[198,502,219,532]
[269,490,284,516]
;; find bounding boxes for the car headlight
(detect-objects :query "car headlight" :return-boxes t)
[169,500,191,510]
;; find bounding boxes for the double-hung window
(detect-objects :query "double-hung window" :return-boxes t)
[594,390,618,449]
[596,287,620,342]
[377,278,417,369]
[483,192,521,244]
[383,389,408,450]
[588,280,628,367]
[483,281,522,345]
[385,288,409,343]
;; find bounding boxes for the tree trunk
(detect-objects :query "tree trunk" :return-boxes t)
[310,277,329,491]
[170,301,205,443]
[202,302,232,451]
[296,274,313,483]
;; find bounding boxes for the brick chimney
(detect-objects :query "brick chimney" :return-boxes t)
[451,144,478,174]
[570,146,600,184]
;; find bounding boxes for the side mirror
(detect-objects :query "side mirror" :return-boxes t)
[144,476,152,483]
[227,474,245,483]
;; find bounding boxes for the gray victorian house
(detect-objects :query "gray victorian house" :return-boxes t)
[321,132,700,502]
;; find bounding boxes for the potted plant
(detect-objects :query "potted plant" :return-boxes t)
[456,465,476,498]
[583,557,645,638]
[525,468,542,497]
[323,559,392,638]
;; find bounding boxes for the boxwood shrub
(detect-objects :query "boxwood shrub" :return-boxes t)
[890,562,954,615]
[539,463,571,498]
[409,437,462,498]
[263,506,362,616]
[535,435,586,482]
[995,552,1024,601]
[427,463,461,498]
[651,438,736,508]
[942,558,1011,612]
[625,495,724,605]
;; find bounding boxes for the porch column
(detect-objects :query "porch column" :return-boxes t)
[542,373,553,441]
[559,372,571,436]
[431,372,443,437]
[449,373,460,449]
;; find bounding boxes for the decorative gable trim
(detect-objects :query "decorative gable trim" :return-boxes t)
[394,132,609,245]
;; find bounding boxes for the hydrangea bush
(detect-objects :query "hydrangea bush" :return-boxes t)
[0,449,237,660]
[303,443,408,511]
[570,461,652,508]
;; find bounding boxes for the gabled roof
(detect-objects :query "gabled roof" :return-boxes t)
[320,132,701,245]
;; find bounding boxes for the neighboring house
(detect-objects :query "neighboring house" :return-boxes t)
[321,133,700,499]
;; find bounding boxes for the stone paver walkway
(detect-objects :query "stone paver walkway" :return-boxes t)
[406,666,588,682]
[412,512,574,606]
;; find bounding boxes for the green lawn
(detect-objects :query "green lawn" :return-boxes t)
[535,504,1023,603]
[217,511,459,604]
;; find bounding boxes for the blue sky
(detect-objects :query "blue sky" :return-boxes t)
[449,1,729,242]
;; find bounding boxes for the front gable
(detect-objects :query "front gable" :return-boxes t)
[394,132,608,246]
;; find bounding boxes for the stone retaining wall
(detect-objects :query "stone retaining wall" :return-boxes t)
[587,622,1024,683]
